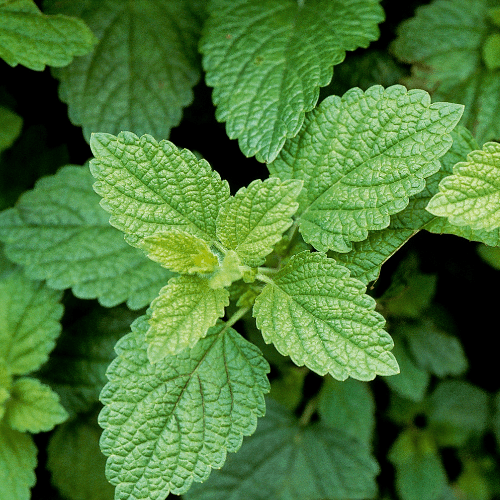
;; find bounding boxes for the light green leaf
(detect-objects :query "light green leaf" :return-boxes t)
[139,229,218,274]
[200,0,384,162]
[0,422,37,500]
[0,106,23,154]
[146,275,229,362]
[426,380,489,447]
[253,251,399,381]
[427,142,500,231]
[384,337,430,403]
[399,318,468,377]
[47,409,115,500]
[207,250,245,289]
[217,178,302,267]
[269,85,463,252]
[391,0,499,145]
[0,165,172,309]
[99,317,269,499]
[37,307,134,418]
[45,0,204,140]
[0,264,63,376]
[0,0,96,71]
[186,400,379,500]
[389,428,447,500]
[4,377,68,433]
[318,376,375,446]
[90,132,230,246]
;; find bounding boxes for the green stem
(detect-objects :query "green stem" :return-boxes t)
[222,306,251,332]
[298,396,318,427]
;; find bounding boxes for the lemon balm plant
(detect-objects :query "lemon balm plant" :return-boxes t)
[1,1,500,500]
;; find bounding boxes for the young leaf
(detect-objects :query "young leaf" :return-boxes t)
[391,0,499,145]
[146,275,229,362]
[0,264,63,376]
[186,400,379,500]
[47,410,115,500]
[216,178,302,267]
[389,428,448,500]
[45,0,204,140]
[427,142,500,231]
[253,251,399,381]
[200,0,384,162]
[0,106,23,153]
[99,317,270,499]
[3,377,68,433]
[0,0,97,71]
[139,229,218,274]
[0,422,37,500]
[269,85,463,252]
[90,132,230,245]
[0,166,172,309]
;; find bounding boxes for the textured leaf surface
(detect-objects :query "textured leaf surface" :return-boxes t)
[268,85,463,252]
[391,0,499,145]
[3,377,68,433]
[186,400,379,500]
[253,251,398,381]
[389,429,447,500]
[37,307,134,418]
[0,264,63,375]
[99,317,269,498]
[217,178,302,266]
[45,0,204,140]
[0,166,172,309]
[90,132,230,246]
[146,275,229,361]
[47,410,115,500]
[427,142,500,231]
[0,423,37,500]
[0,106,23,153]
[139,230,218,274]
[318,377,375,446]
[201,0,384,162]
[0,0,96,71]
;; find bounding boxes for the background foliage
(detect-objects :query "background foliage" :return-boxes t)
[1,0,500,499]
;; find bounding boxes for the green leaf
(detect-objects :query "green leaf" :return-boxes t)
[146,275,229,362]
[383,337,430,403]
[45,0,204,140]
[47,409,115,500]
[0,264,63,376]
[318,376,375,446]
[200,0,384,162]
[216,178,302,267]
[139,229,218,274]
[0,0,97,71]
[0,165,172,309]
[478,244,500,269]
[391,0,499,145]
[186,400,379,500]
[99,317,269,498]
[89,132,230,246]
[3,377,68,433]
[426,380,489,447]
[389,428,448,500]
[0,422,37,500]
[37,307,134,418]
[427,142,500,231]
[494,392,500,451]
[0,106,23,154]
[208,250,245,289]
[253,251,399,381]
[269,85,463,252]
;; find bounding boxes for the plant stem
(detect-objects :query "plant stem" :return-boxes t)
[298,396,318,427]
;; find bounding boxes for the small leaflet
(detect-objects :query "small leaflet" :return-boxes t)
[146,275,229,361]
[0,106,23,153]
[269,85,463,253]
[253,251,399,381]
[216,178,302,267]
[90,132,230,245]
[427,142,500,231]
[99,317,270,499]
[0,0,97,71]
